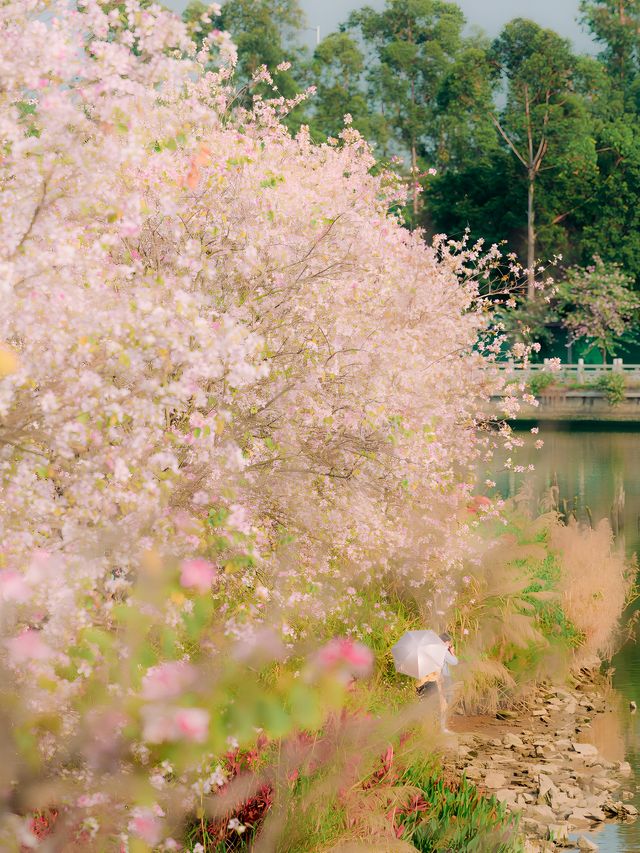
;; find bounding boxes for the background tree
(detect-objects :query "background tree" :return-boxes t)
[347,0,467,218]
[490,19,597,296]
[309,31,380,141]
[559,257,640,361]
[184,0,306,98]
[580,0,640,108]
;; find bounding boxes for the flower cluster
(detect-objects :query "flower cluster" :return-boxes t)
[0,0,527,847]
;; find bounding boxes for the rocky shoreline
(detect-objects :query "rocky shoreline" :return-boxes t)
[446,666,638,852]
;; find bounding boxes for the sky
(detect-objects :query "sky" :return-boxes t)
[298,0,595,52]
[163,0,597,55]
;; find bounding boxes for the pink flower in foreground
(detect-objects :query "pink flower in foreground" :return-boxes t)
[6,629,53,664]
[179,558,216,593]
[128,809,164,845]
[141,661,197,700]
[174,707,209,743]
[141,706,177,744]
[141,705,209,744]
[317,638,374,678]
[0,570,31,603]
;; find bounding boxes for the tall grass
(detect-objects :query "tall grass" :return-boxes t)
[551,518,635,659]
[452,506,634,713]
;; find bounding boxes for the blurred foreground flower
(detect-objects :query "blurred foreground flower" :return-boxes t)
[317,638,374,681]
[6,629,53,665]
[141,661,197,700]
[179,558,217,593]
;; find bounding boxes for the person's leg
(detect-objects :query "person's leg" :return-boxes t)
[440,678,453,733]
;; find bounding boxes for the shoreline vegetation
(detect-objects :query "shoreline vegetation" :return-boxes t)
[178,508,636,853]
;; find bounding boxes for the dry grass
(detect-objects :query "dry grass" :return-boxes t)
[551,518,634,660]
[455,656,517,716]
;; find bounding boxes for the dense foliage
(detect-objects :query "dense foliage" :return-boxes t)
[189,0,640,346]
[0,0,536,848]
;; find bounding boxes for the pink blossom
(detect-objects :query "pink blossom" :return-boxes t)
[179,558,216,593]
[174,707,209,743]
[6,629,53,665]
[0,570,31,603]
[317,638,374,678]
[141,661,197,700]
[128,810,164,845]
[141,706,177,744]
[141,705,209,743]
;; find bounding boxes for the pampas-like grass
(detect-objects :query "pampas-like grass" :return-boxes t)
[551,517,634,660]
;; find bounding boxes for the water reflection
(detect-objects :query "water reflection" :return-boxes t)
[484,427,640,851]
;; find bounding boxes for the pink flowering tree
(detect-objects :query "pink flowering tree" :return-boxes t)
[0,0,528,846]
[559,257,640,363]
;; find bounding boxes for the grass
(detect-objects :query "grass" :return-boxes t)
[183,507,632,853]
[551,518,633,659]
[401,760,522,852]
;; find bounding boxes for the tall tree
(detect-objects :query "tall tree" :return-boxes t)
[434,39,499,171]
[491,19,596,296]
[184,0,306,97]
[580,0,640,106]
[347,0,466,218]
[309,32,381,141]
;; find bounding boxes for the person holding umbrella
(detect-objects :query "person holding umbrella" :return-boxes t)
[391,629,458,733]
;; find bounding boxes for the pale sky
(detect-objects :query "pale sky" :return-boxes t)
[298,0,595,52]
[164,0,596,54]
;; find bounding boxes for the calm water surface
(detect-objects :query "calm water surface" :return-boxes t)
[485,427,640,852]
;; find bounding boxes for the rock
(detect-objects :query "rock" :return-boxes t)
[495,788,517,806]
[464,766,483,780]
[577,837,598,851]
[584,806,605,822]
[504,732,525,749]
[623,790,634,800]
[489,737,503,748]
[547,822,571,845]
[529,804,556,823]
[572,743,598,756]
[592,776,619,792]
[568,807,595,826]
[623,803,639,817]
[630,701,637,712]
[617,760,632,776]
[532,709,549,717]
[523,817,548,838]
[602,800,624,816]
[538,774,555,798]
[484,771,507,789]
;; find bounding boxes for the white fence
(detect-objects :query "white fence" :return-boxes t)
[497,359,640,382]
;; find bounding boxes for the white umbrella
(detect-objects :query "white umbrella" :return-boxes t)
[391,630,447,680]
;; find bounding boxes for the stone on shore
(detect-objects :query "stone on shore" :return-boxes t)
[572,742,598,756]
[577,836,598,851]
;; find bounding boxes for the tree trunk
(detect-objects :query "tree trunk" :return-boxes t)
[527,173,536,299]
[411,140,418,218]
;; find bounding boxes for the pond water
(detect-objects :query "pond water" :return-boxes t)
[482,426,640,851]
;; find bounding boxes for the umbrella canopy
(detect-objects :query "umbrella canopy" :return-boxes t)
[391,630,447,680]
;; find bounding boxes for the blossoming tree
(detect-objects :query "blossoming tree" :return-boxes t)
[0,0,519,846]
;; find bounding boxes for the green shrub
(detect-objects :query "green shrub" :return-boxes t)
[593,372,626,405]
[527,371,555,396]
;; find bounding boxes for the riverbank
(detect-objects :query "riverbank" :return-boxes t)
[445,662,637,852]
